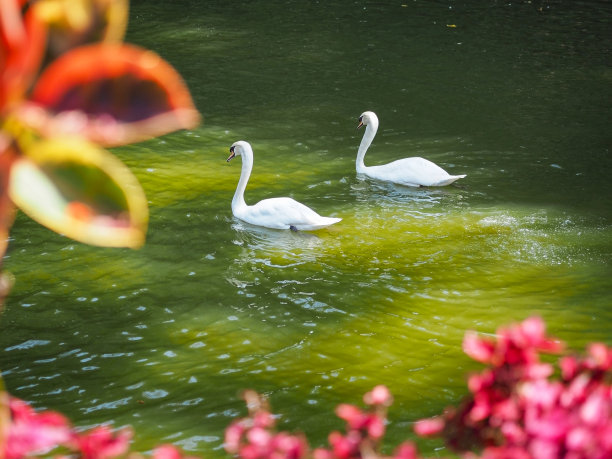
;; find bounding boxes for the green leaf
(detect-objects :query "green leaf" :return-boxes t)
[9,137,148,248]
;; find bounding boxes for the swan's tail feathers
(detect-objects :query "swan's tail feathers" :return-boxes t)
[433,174,466,187]
[317,217,342,229]
[299,217,342,231]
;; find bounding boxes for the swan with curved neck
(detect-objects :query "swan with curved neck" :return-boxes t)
[356,111,466,187]
[227,141,341,231]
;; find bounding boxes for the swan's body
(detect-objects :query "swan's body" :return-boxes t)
[356,111,466,187]
[227,141,341,231]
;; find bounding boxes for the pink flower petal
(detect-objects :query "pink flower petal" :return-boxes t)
[367,415,386,439]
[335,404,367,430]
[392,442,419,459]
[363,385,393,406]
[413,417,444,436]
[566,427,594,452]
[520,316,546,346]
[560,356,579,381]
[152,445,183,459]
[463,331,496,364]
[587,343,612,370]
[76,426,132,459]
[246,426,272,448]
[501,421,526,444]
[580,389,610,426]
[224,421,245,453]
[6,398,73,459]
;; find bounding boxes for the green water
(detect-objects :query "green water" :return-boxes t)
[1,0,611,456]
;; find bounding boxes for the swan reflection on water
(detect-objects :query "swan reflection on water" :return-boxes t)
[349,177,468,222]
[230,220,327,260]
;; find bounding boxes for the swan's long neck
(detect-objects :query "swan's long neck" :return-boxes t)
[232,148,253,213]
[356,118,378,173]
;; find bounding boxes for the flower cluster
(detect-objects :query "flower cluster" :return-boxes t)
[2,317,610,458]
[3,394,197,459]
[414,317,612,458]
[224,390,309,459]
[224,386,425,459]
[313,385,420,459]
[4,396,129,459]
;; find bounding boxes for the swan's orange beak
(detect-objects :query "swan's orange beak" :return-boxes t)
[357,119,364,129]
[227,147,236,162]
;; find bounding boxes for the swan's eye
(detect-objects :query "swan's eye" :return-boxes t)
[230,146,235,153]
[358,116,363,122]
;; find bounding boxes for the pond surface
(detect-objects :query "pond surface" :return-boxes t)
[1,0,611,456]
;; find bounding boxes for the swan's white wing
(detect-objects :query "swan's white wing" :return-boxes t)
[239,197,341,230]
[365,157,465,187]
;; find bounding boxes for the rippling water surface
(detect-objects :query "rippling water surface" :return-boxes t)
[1,0,611,455]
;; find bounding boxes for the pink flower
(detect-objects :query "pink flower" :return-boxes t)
[587,342,612,370]
[334,404,360,422]
[522,362,554,380]
[528,437,560,459]
[500,421,526,444]
[253,411,276,429]
[560,356,579,380]
[75,425,132,459]
[271,432,307,459]
[519,316,546,344]
[463,331,496,364]
[363,385,393,407]
[247,426,272,448]
[566,427,593,453]
[392,441,420,459]
[335,404,367,430]
[239,443,264,459]
[327,430,360,459]
[413,417,444,436]
[480,445,531,459]
[366,414,385,440]
[525,406,570,441]
[415,319,611,458]
[469,391,493,422]
[519,317,563,354]
[562,373,591,406]
[5,397,73,459]
[152,445,200,459]
[491,398,520,423]
[519,380,561,409]
[225,420,247,453]
[313,448,334,459]
[468,369,494,393]
[579,388,610,426]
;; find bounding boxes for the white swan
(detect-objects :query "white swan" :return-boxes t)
[226,141,341,231]
[356,111,466,187]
